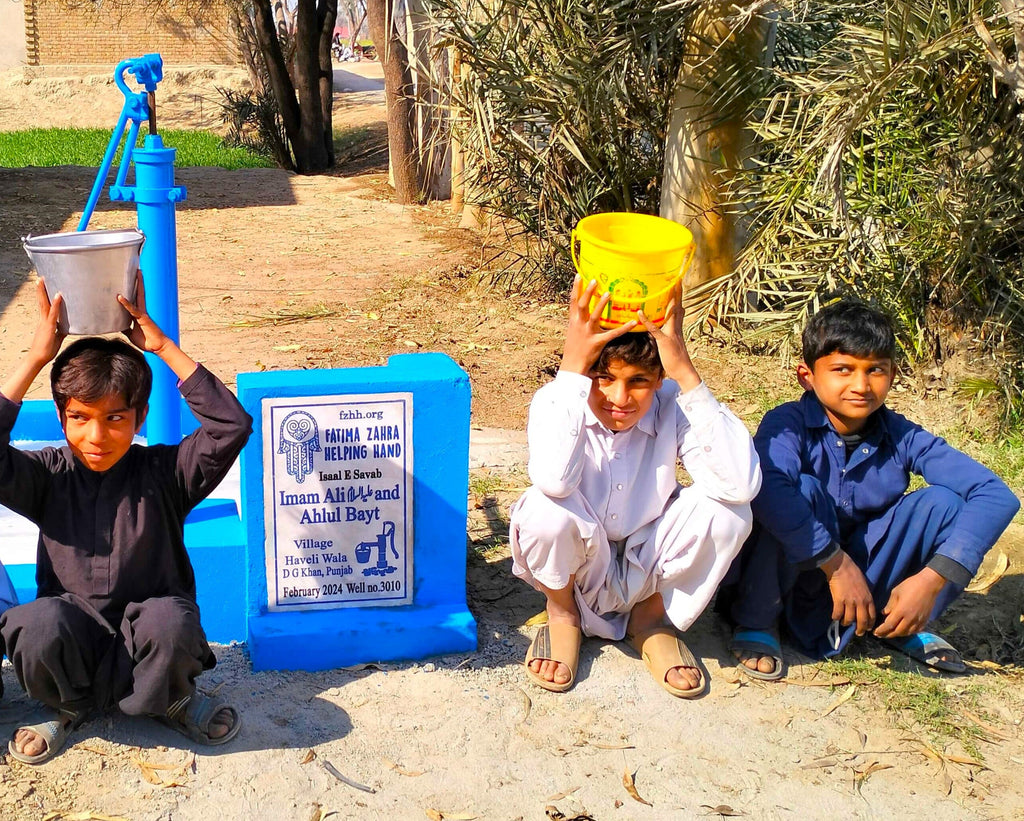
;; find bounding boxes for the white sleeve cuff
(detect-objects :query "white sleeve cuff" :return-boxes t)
[675,381,721,424]
[552,369,593,402]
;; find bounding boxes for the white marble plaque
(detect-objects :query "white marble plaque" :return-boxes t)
[262,393,413,611]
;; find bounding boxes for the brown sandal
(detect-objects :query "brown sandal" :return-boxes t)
[631,627,707,699]
[524,622,581,693]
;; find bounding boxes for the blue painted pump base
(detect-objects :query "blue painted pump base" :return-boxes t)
[247,606,477,672]
[238,353,478,672]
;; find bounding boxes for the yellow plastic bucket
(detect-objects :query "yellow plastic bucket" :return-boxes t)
[571,212,695,330]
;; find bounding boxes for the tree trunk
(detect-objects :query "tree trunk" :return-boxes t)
[252,0,336,174]
[367,0,422,203]
[660,2,769,285]
[350,7,368,50]
[406,0,451,200]
[450,46,465,214]
[253,0,304,163]
[317,0,339,166]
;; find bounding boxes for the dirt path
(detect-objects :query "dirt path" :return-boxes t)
[0,68,1022,821]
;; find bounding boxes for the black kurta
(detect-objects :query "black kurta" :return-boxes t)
[0,365,252,621]
[0,365,252,714]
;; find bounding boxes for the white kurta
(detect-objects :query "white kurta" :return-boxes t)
[510,371,762,640]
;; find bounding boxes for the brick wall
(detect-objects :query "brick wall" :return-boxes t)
[25,0,240,66]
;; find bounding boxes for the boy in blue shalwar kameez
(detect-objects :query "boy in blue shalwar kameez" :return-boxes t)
[717,299,1019,678]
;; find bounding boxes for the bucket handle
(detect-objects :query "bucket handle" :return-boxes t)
[605,242,697,306]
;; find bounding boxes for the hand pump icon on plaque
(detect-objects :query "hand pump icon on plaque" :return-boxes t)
[355,521,398,577]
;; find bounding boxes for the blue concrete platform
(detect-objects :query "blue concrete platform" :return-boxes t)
[239,352,477,672]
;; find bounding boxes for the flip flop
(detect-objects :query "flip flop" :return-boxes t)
[730,627,785,681]
[883,631,966,674]
[7,710,81,764]
[157,691,243,746]
[524,622,581,693]
[630,627,707,699]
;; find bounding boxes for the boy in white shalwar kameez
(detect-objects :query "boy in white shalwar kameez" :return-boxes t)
[510,277,761,697]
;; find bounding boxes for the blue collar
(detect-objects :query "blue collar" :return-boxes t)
[798,391,893,445]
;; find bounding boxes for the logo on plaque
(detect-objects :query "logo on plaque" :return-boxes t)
[262,393,414,611]
[277,410,321,483]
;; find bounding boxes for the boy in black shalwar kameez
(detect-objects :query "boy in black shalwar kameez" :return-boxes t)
[0,275,252,763]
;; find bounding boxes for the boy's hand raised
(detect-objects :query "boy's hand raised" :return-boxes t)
[560,276,637,375]
[1,279,67,404]
[118,271,171,355]
[118,271,198,383]
[638,280,700,392]
[820,549,876,636]
[873,567,946,639]
[28,279,66,367]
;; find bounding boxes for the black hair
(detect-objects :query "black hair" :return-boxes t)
[591,332,664,376]
[51,337,151,418]
[802,299,896,367]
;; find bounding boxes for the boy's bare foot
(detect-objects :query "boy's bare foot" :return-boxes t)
[8,710,80,764]
[627,594,702,694]
[208,710,234,739]
[729,627,784,681]
[527,576,582,688]
[735,651,779,676]
[528,605,581,687]
[11,721,64,758]
[159,692,242,746]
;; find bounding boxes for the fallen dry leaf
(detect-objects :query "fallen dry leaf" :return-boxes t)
[622,769,652,806]
[518,687,532,724]
[524,611,549,627]
[426,811,444,821]
[958,708,1012,740]
[944,753,987,768]
[42,814,129,821]
[76,744,109,756]
[965,551,1009,593]
[700,805,745,817]
[800,756,839,770]
[782,676,852,687]
[308,804,322,821]
[300,749,316,765]
[855,760,893,782]
[587,740,635,750]
[546,786,581,801]
[821,684,857,716]
[383,758,425,777]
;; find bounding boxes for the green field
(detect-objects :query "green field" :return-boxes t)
[0,127,272,169]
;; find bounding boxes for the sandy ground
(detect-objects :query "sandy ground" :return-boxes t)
[0,65,1022,821]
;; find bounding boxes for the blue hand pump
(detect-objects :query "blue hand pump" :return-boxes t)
[79,53,186,445]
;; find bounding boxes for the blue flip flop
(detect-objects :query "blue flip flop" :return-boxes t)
[884,632,965,674]
[730,627,785,681]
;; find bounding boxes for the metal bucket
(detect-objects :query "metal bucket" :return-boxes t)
[23,228,144,335]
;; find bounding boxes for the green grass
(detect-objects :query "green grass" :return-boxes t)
[821,656,987,758]
[0,127,271,169]
[469,471,509,500]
